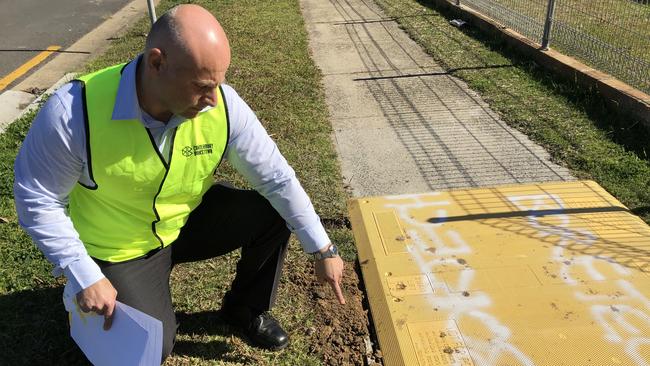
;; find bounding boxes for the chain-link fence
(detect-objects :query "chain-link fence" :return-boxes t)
[454,0,650,94]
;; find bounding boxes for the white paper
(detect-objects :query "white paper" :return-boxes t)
[63,282,163,366]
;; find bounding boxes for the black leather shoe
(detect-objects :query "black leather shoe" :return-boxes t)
[245,312,290,350]
[217,306,289,350]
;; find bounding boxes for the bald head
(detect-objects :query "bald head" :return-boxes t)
[145,4,230,67]
[137,4,231,121]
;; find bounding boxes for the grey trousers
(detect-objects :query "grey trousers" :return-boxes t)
[92,185,291,362]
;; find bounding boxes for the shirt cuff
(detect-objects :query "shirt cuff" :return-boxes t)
[292,220,331,253]
[62,255,105,295]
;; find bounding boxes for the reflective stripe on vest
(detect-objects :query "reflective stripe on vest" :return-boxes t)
[69,63,229,262]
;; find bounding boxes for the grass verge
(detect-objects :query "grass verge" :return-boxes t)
[450,0,650,93]
[0,1,362,365]
[375,0,650,224]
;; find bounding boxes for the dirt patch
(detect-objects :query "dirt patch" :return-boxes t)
[287,260,380,365]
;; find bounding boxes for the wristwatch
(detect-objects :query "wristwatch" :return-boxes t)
[312,244,339,260]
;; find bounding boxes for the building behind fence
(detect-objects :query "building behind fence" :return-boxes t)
[452,0,650,94]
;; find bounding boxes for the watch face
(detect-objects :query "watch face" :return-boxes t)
[313,244,339,259]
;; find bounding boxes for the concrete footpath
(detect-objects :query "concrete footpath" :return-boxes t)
[299,3,650,366]
[300,0,573,197]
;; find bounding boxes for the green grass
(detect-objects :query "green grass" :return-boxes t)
[0,0,353,364]
[376,0,650,223]
[4,0,649,364]
[553,0,650,93]
[456,0,650,92]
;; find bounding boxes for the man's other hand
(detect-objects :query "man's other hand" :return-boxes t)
[76,277,118,330]
[315,255,346,305]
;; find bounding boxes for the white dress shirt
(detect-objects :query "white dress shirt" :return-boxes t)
[13,57,331,294]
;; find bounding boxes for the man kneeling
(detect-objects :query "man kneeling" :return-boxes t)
[14,4,345,363]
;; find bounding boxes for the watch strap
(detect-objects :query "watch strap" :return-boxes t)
[312,244,339,260]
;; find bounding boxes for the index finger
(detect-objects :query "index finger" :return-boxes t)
[103,303,116,331]
[329,278,346,305]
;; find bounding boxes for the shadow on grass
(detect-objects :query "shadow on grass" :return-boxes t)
[0,286,90,365]
[174,311,261,362]
[632,206,650,217]
[174,311,231,357]
[414,0,650,162]
[0,290,254,364]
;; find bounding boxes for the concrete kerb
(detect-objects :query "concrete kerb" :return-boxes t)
[0,73,77,134]
[0,0,160,133]
[0,91,36,133]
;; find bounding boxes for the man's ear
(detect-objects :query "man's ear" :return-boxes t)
[147,48,165,73]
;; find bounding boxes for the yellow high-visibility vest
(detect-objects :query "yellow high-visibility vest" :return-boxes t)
[69,63,229,262]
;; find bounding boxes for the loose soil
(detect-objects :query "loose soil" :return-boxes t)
[287,259,381,366]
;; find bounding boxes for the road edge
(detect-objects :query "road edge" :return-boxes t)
[0,0,160,132]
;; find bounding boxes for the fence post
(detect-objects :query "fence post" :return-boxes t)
[147,0,157,25]
[541,0,557,50]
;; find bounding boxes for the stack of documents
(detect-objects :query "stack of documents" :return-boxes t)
[62,282,163,366]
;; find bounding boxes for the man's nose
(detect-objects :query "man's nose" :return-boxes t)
[203,89,217,107]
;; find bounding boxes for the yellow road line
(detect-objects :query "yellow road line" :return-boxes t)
[0,45,61,91]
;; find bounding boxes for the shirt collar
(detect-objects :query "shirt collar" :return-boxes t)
[111,55,143,121]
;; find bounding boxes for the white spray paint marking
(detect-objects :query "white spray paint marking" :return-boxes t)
[385,195,535,365]
[508,194,650,366]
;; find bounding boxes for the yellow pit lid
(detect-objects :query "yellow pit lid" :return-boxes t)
[349,180,650,366]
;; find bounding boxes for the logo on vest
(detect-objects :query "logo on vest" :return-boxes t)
[182,144,213,157]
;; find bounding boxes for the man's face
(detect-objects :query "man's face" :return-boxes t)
[154,49,230,119]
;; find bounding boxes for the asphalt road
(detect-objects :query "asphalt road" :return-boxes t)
[0,0,134,90]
